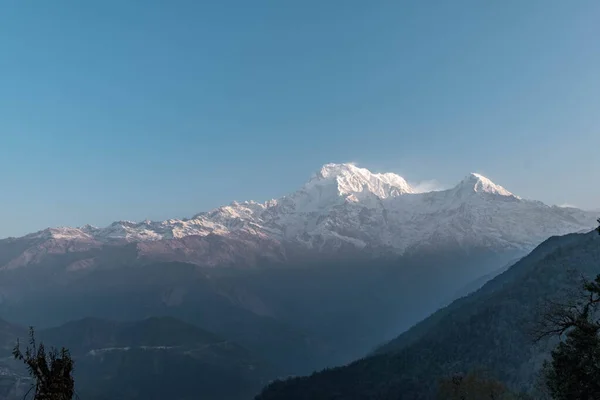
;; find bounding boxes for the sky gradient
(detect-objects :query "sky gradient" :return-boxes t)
[1,0,599,238]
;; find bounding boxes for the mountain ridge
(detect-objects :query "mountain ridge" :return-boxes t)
[0,164,595,270]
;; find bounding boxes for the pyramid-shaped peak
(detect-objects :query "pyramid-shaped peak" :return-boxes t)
[457,173,515,197]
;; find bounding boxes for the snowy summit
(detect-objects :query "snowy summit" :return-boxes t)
[457,173,516,197]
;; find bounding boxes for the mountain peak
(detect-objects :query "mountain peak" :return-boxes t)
[456,173,515,197]
[312,163,414,198]
[317,163,360,179]
[278,163,416,213]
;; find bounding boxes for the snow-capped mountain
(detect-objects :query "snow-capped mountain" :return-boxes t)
[0,163,597,380]
[1,163,596,269]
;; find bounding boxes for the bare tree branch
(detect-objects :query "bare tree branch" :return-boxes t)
[531,274,600,343]
[22,385,34,400]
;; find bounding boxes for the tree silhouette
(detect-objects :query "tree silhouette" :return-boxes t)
[532,218,600,399]
[13,327,74,400]
[537,275,600,399]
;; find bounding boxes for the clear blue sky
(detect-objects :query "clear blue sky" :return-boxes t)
[1,0,599,238]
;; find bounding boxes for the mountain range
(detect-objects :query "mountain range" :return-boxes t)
[0,163,596,399]
[3,163,594,270]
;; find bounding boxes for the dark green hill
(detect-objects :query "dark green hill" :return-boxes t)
[255,230,600,400]
[0,315,274,400]
[39,316,222,352]
[34,316,273,400]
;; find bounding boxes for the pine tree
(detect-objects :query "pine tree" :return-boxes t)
[13,327,75,400]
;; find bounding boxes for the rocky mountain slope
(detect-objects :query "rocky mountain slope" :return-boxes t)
[255,230,600,400]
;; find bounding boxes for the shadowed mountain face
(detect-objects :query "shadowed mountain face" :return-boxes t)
[255,230,600,400]
[0,246,523,375]
[0,317,273,400]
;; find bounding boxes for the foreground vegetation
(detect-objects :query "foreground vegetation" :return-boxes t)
[13,328,74,400]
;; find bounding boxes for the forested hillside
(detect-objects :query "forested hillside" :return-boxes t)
[256,230,600,399]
